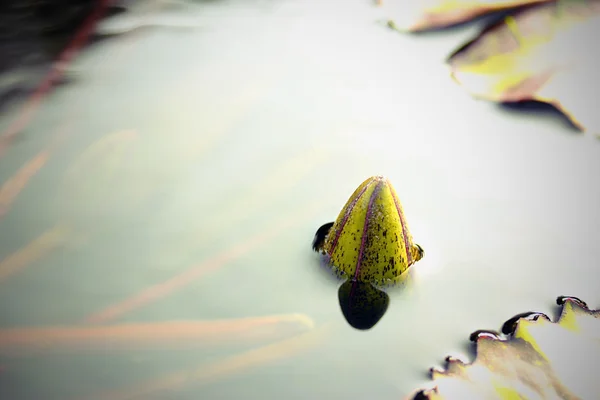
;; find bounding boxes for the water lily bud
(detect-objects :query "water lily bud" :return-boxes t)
[323,175,423,285]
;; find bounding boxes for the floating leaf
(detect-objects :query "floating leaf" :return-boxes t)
[383,0,551,32]
[314,176,424,286]
[449,0,600,135]
[412,296,600,399]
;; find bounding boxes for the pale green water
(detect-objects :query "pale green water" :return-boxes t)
[0,1,599,399]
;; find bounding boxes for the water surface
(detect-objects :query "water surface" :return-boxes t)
[0,1,599,399]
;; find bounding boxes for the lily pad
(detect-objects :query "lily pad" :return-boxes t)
[382,0,551,32]
[448,0,600,136]
[412,296,600,399]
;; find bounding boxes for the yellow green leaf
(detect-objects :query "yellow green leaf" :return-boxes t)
[412,296,600,399]
[448,0,600,135]
[319,175,423,286]
[382,0,552,32]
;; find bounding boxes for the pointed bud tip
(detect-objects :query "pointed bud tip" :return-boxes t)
[366,175,391,186]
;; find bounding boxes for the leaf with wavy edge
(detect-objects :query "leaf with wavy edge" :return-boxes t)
[381,0,551,32]
[411,296,600,399]
[448,0,600,136]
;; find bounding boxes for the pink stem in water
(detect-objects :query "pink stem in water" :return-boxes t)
[0,0,113,158]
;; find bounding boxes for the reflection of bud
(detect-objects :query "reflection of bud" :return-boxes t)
[338,280,389,330]
[323,176,423,286]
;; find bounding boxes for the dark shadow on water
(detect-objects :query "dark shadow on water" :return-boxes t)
[412,9,516,36]
[0,2,127,112]
[0,0,209,112]
[0,71,75,114]
[392,4,543,38]
[313,251,391,331]
[314,250,414,331]
[338,280,390,331]
[498,101,581,133]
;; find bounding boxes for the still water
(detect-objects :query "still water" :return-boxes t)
[0,1,599,399]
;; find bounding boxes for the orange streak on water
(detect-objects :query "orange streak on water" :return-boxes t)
[111,75,284,212]
[0,0,112,158]
[0,129,137,285]
[0,119,72,220]
[83,201,321,325]
[62,128,138,190]
[79,324,332,400]
[0,223,72,284]
[0,314,314,355]
[0,149,51,218]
